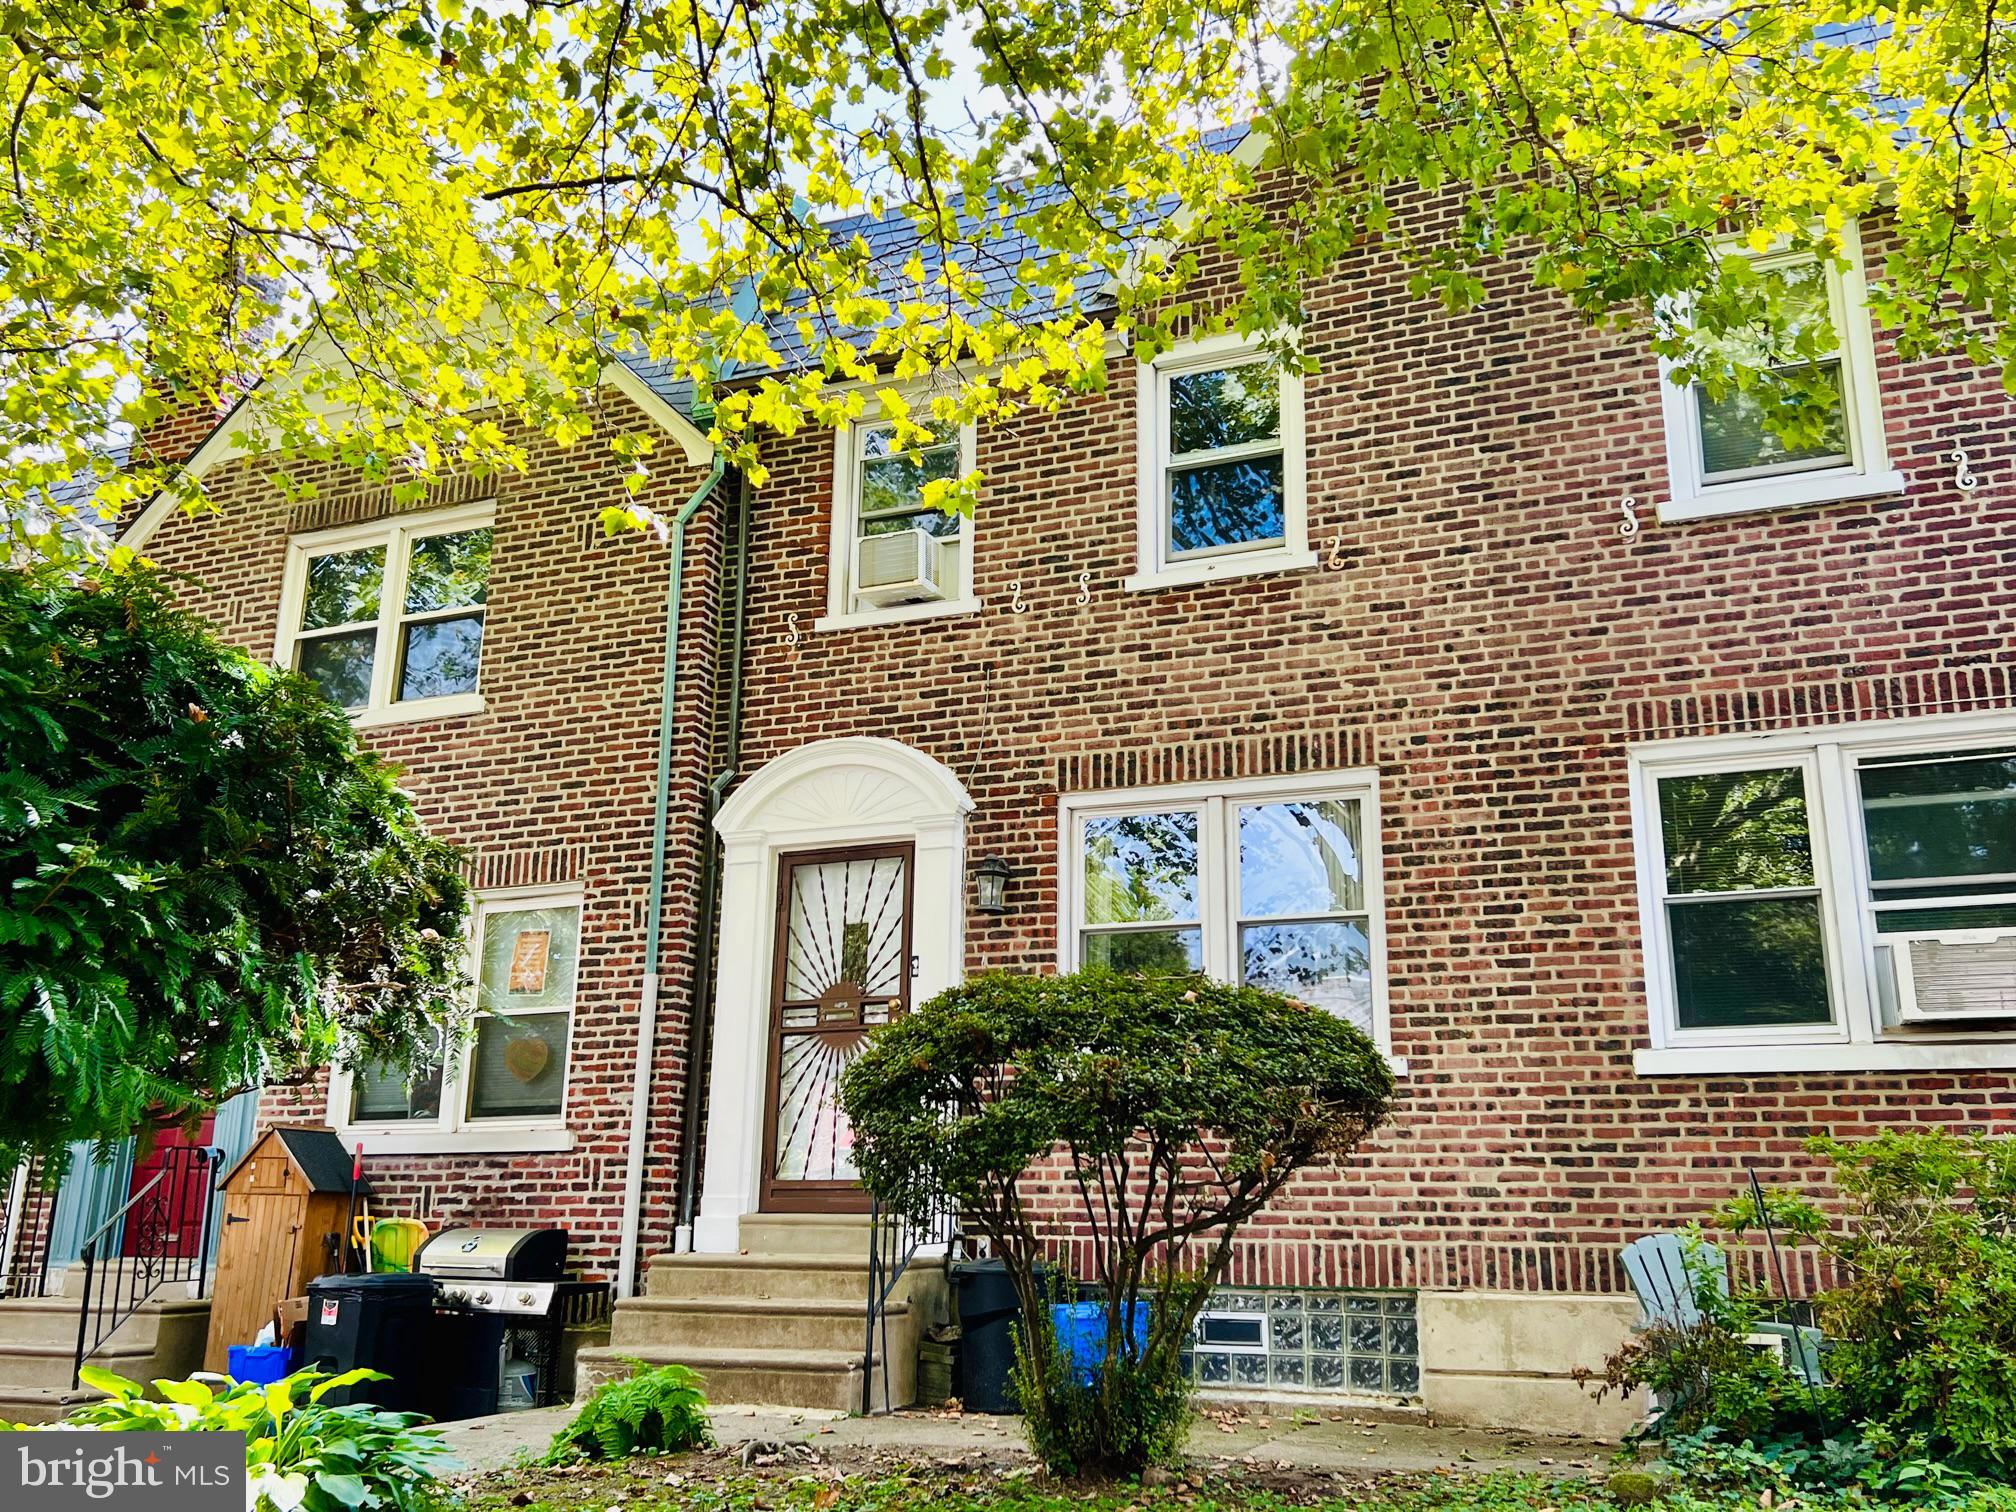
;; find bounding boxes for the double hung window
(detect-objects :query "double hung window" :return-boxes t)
[1132,334,1310,589]
[1634,715,2016,1071]
[1062,775,1387,1047]
[338,890,581,1145]
[279,505,493,722]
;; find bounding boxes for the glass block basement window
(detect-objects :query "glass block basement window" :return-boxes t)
[1185,1289,1419,1395]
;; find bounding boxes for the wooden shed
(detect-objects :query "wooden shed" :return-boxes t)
[203,1126,367,1372]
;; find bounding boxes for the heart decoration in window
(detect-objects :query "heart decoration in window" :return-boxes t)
[503,1034,551,1084]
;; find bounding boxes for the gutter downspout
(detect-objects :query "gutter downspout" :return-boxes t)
[672,468,752,1248]
[616,450,726,1299]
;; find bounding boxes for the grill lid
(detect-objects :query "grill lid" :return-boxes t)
[414,1226,568,1282]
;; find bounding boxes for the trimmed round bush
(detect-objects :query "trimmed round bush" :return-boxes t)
[842,969,1394,1475]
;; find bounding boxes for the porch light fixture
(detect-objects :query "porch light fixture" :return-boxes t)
[971,856,1014,915]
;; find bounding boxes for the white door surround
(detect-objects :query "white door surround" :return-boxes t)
[691,736,974,1254]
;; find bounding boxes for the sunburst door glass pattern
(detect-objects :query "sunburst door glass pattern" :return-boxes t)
[773,854,909,1185]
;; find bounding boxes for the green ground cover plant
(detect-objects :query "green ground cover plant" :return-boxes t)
[543,1362,712,1463]
[462,1465,2016,1512]
[1588,1132,2016,1503]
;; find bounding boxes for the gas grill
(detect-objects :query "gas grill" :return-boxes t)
[416,1227,568,1314]
[413,1227,609,1417]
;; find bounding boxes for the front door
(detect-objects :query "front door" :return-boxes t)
[123,1116,216,1260]
[760,843,914,1212]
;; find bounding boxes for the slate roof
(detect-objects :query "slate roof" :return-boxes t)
[19,445,130,549]
[615,348,704,421]
[615,123,1251,409]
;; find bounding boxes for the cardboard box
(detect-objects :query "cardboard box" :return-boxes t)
[274,1296,309,1355]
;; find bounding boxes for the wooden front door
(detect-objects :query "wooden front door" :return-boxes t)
[760,843,914,1213]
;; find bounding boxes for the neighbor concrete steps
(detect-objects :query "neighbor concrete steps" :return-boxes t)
[577,1213,950,1413]
[0,1279,213,1424]
[611,1293,909,1354]
[577,1344,890,1415]
[0,1385,101,1426]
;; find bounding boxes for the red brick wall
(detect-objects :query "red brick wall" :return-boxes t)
[135,387,233,469]
[51,182,2016,1308]
[129,391,719,1284]
[729,194,2016,1296]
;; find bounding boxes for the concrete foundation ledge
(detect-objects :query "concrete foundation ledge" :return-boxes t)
[1418,1290,1644,1440]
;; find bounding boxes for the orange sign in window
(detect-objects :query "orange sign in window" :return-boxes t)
[507,930,551,994]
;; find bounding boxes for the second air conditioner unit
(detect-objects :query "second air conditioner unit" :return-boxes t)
[853,527,957,608]
[1877,927,2016,1025]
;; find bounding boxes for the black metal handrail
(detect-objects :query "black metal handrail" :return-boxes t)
[72,1144,223,1388]
[861,1186,962,1415]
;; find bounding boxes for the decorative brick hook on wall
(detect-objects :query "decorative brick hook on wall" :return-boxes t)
[1952,446,1981,492]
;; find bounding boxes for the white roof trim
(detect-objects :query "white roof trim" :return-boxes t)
[120,360,718,552]
[599,361,715,466]
[119,399,260,552]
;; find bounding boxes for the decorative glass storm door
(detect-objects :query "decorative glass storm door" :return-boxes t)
[762,844,914,1212]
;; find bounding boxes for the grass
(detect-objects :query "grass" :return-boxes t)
[464,1468,1595,1512]
[458,1461,2016,1512]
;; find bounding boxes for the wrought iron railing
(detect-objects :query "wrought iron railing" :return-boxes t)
[861,1187,963,1415]
[71,1144,222,1388]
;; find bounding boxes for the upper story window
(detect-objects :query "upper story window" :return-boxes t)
[338,887,581,1149]
[1657,221,1902,522]
[1130,333,1310,592]
[1060,773,1392,1057]
[277,503,493,725]
[820,413,977,630]
[1632,713,2016,1074]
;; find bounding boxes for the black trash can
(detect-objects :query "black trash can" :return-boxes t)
[303,1272,438,1413]
[952,1257,1043,1414]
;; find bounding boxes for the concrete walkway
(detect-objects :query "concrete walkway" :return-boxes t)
[439,1400,1610,1479]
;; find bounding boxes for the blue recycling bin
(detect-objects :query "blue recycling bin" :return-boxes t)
[1050,1299,1151,1386]
[227,1343,295,1384]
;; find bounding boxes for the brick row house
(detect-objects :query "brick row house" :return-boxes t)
[7,157,2015,1432]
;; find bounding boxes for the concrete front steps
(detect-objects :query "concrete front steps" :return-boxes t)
[578,1213,950,1413]
[0,1270,212,1424]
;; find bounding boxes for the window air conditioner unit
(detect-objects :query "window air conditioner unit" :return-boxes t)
[852,527,955,608]
[1878,928,2016,1025]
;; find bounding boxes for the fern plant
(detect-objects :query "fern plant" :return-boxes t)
[543,1361,711,1463]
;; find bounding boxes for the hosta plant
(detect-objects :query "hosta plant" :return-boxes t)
[0,1366,461,1512]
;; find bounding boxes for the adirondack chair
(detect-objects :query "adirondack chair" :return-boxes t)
[1621,1232,1826,1386]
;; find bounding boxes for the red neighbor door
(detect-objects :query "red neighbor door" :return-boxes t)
[122,1116,216,1259]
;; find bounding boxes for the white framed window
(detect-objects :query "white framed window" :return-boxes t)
[1058,771,1396,1062]
[1631,710,2016,1075]
[328,887,581,1154]
[818,410,979,630]
[274,503,493,726]
[1129,332,1311,592]
[1657,220,1903,522]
